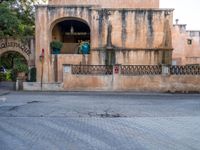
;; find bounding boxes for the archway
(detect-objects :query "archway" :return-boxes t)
[51,18,90,54]
[0,51,28,82]
[0,51,27,69]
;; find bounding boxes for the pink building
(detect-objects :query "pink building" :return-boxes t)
[172,20,200,65]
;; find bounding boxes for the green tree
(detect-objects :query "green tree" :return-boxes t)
[0,3,22,37]
[0,52,27,69]
[0,0,47,37]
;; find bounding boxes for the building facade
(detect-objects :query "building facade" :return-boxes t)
[35,0,174,83]
[172,21,200,65]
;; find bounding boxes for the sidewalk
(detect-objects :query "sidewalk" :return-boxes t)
[0,81,15,96]
[0,89,10,96]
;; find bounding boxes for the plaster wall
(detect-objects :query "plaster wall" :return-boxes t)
[92,9,173,49]
[24,71,200,92]
[62,71,200,92]
[35,6,50,82]
[63,74,113,91]
[185,31,200,64]
[172,24,200,65]
[172,25,186,65]
[56,54,84,82]
[115,50,162,65]
[48,0,160,8]
[119,75,200,92]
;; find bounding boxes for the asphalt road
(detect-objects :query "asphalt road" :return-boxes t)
[0,92,200,150]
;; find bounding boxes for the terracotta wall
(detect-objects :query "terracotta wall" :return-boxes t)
[62,69,200,92]
[172,24,200,65]
[56,54,86,82]
[185,31,200,64]
[24,74,200,92]
[48,0,160,8]
[63,74,113,91]
[91,9,173,50]
[24,66,200,92]
[119,75,199,92]
[115,50,162,65]
[35,6,50,82]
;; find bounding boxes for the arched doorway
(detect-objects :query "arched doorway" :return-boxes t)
[0,51,28,82]
[51,18,90,54]
[0,51,27,69]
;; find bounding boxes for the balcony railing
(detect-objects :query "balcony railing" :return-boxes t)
[71,65,200,75]
[71,65,113,75]
[121,65,162,75]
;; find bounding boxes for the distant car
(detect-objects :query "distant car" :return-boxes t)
[0,66,6,73]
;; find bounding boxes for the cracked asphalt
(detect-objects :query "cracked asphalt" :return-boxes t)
[0,92,200,150]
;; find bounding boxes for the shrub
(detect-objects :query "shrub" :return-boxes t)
[50,40,63,50]
[0,73,6,81]
[5,70,12,81]
[13,63,29,73]
[13,59,29,73]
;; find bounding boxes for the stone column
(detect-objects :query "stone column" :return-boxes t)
[35,6,50,83]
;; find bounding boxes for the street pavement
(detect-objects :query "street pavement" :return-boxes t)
[0,89,9,96]
[0,92,200,150]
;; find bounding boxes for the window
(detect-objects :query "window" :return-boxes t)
[187,39,192,45]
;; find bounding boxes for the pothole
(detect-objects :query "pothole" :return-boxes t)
[9,106,20,111]
[97,113,125,118]
[27,101,40,104]
[87,111,126,118]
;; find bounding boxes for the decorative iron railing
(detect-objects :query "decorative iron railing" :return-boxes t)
[71,65,200,75]
[71,65,113,75]
[121,65,162,75]
[170,65,200,75]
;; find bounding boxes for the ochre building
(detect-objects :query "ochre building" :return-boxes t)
[35,0,173,83]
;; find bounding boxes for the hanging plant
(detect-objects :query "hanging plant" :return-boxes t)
[79,41,90,54]
[13,63,29,73]
[13,59,29,73]
[50,40,63,54]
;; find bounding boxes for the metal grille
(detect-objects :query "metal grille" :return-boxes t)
[71,65,200,76]
[170,65,200,75]
[121,65,162,75]
[72,65,113,75]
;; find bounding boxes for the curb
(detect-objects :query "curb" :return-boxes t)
[0,91,10,96]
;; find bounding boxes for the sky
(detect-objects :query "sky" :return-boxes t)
[41,0,200,30]
[160,0,200,30]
